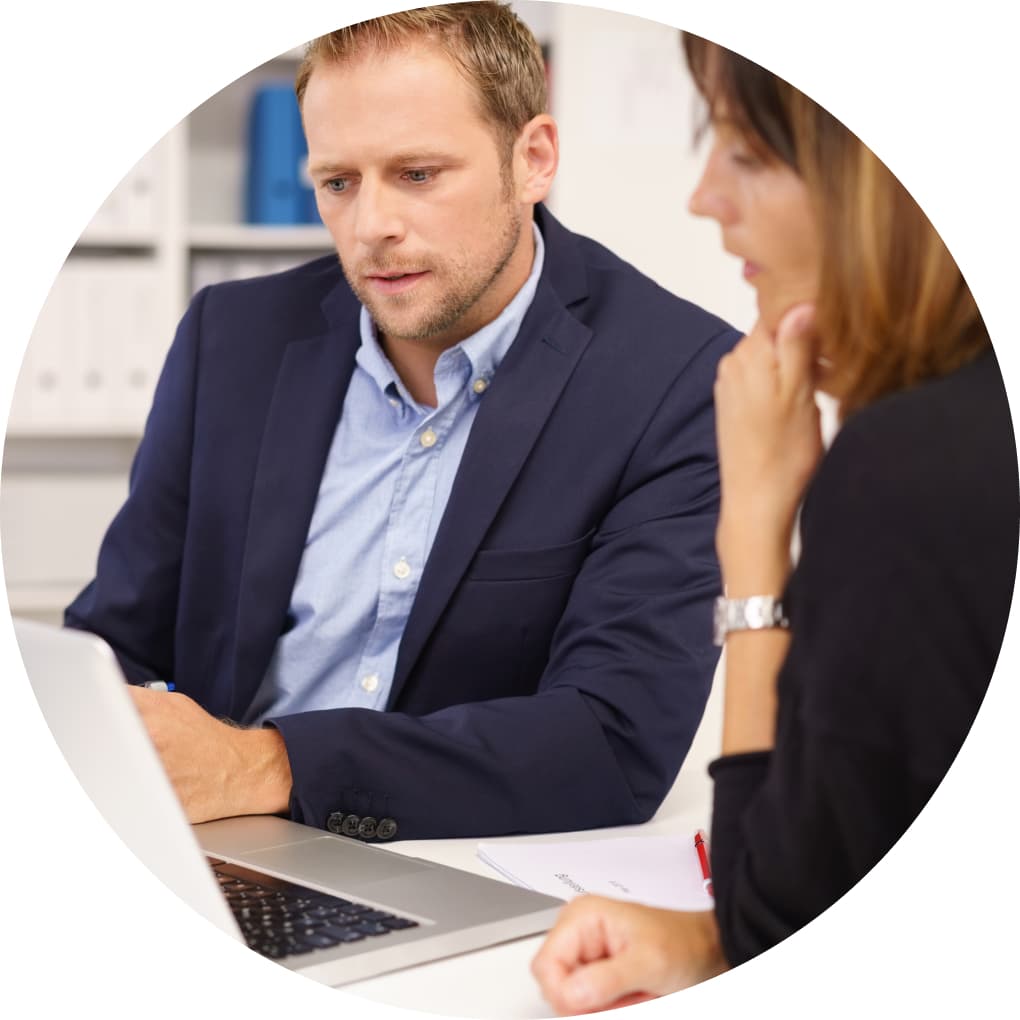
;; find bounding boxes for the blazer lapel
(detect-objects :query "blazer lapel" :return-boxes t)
[389,277,594,705]
[230,206,591,712]
[229,290,360,716]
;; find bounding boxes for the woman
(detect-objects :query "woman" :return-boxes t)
[531,35,1017,1014]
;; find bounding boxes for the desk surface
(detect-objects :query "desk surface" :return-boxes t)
[343,777,710,1018]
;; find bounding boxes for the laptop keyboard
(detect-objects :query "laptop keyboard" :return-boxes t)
[209,858,420,960]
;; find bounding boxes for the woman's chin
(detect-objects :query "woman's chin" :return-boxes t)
[756,292,819,337]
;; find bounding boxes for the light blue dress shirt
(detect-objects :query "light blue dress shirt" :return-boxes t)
[243,225,545,725]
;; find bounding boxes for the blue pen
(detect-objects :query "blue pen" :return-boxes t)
[141,680,176,692]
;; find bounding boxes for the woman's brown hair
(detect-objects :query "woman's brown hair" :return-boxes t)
[683,34,989,417]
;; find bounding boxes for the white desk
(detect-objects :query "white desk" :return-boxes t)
[343,663,725,1018]
[343,774,712,1019]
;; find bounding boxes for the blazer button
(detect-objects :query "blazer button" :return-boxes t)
[340,814,361,838]
[376,818,398,841]
[357,816,378,839]
[326,812,345,835]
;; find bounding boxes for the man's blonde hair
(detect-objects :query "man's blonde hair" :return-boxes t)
[295,2,548,163]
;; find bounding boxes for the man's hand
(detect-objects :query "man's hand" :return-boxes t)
[531,896,727,1015]
[127,687,293,823]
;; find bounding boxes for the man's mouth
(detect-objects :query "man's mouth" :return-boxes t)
[365,270,429,294]
[365,265,425,277]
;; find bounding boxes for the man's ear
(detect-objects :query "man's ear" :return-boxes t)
[514,114,558,205]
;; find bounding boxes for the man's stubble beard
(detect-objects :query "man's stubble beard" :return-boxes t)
[340,199,524,345]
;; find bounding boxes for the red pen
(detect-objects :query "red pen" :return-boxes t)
[694,829,713,897]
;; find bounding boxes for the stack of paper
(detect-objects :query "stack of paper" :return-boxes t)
[477,834,714,911]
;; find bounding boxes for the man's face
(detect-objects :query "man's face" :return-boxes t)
[303,42,532,349]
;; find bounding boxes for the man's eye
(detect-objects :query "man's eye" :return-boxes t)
[404,169,434,184]
[324,178,348,193]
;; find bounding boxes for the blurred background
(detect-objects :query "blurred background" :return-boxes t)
[0,2,755,627]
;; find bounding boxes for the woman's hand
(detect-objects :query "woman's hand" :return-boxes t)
[531,896,726,1015]
[714,303,823,595]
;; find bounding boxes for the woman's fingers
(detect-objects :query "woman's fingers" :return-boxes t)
[532,898,651,1014]
[532,899,724,1015]
[554,951,660,1014]
[774,302,818,398]
[531,899,606,999]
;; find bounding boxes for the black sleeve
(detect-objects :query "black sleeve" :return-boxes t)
[707,356,1017,966]
[709,731,932,965]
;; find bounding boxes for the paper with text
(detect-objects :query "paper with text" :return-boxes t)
[477,834,714,910]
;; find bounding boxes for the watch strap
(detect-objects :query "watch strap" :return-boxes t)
[713,595,789,647]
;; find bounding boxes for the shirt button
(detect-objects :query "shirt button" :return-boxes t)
[419,428,438,449]
[472,378,489,394]
[393,558,412,580]
[361,673,380,693]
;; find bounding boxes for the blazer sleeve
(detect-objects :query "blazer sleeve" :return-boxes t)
[63,289,206,685]
[271,326,736,839]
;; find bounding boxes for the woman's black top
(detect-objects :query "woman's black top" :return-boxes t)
[709,350,1018,966]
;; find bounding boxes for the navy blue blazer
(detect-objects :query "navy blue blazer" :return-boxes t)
[67,207,740,840]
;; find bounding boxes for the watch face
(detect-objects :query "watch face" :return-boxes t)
[713,596,787,646]
[745,600,768,628]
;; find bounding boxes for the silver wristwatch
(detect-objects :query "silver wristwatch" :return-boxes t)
[713,595,789,647]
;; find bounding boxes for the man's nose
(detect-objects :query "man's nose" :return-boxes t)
[353,179,406,247]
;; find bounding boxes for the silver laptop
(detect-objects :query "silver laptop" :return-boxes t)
[14,618,562,986]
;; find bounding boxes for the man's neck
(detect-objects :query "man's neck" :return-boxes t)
[380,225,538,408]
[380,337,447,408]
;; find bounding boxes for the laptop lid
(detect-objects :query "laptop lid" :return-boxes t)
[13,617,241,939]
[13,618,564,988]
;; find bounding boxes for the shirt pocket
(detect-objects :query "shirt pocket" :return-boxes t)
[465,529,595,582]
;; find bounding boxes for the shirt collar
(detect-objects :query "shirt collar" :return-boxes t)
[355,221,545,405]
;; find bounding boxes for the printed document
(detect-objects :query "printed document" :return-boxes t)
[477,834,713,910]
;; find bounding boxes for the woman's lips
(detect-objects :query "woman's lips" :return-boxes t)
[742,261,761,280]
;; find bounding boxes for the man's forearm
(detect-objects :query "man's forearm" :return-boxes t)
[129,687,293,823]
[231,726,293,817]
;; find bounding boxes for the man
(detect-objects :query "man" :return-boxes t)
[67,2,739,842]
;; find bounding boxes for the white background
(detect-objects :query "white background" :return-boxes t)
[1,1,1016,1017]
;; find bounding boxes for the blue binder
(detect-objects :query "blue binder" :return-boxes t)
[245,83,319,225]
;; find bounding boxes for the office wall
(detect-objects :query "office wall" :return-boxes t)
[547,4,756,333]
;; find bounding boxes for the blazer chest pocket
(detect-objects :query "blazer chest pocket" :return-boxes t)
[466,530,594,582]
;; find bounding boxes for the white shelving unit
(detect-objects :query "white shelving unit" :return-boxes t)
[189,224,334,250]
[9,42,335,435]
[2,43,333,622]
[1,3,753,624]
